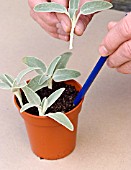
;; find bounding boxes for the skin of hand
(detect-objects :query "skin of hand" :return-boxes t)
[99,13,131,74]
[28,0,111,41]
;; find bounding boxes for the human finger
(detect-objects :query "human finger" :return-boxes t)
[50,33,70,41]
[30,9,69,41]
[74,0,93,36]
[29,0,59,27]
[116,61,131,74]
[30,9,58,34]
[107,21,117,31]
[51,0,71,33]
[99,13,131,56]
[75,14,93,36]
[107,39,131,68]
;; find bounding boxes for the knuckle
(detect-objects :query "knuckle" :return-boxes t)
[39,13,56,26]
[41,24,57,33]
[121,17,131,38]
[117,65,130,74]
[124,41,131,57]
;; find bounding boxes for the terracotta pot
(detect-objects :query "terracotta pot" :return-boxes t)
[14,80,83,160]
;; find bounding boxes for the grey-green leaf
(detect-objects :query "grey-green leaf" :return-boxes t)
[47,88,65,108]
[47,56,61,76]
[41,97,48,114]
[15,67,40,84]
[53,69,81,82]
[23,56,46,74]
[12,81,27,92]
[20,103,37,113]
[80,1,113,15]
[39,75,50,85]
[34,2,67,14]
[55,52,72,70]
[69,0,80,19]
[47,112,74,131]
[22,86,41,105]
[0,82,11,89]
[4,74,14,85]
[27,75,48,92]
[0,74,13,87]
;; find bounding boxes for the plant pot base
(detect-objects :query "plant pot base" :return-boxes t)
[36,146,75,160]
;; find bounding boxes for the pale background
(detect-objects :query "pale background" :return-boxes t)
[0,1,131,170]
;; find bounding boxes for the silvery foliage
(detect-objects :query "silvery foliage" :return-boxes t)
[20,86,74,131]
[0,67,40,107]
[23,52,81,90]
[34,0,113,49]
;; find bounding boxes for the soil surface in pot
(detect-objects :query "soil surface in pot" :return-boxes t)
[18,81,79,116]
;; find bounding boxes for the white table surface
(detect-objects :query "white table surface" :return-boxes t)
[0,1,131,170]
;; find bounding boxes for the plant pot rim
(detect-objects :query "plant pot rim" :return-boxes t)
[14,80,84,125]
[14,96,83,119]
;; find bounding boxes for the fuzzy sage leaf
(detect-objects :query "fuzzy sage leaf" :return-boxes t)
[47,112,74,131]
[47,88,65,108]
[47,56,61,76]
[24,52,80,89]
[20,103,37,113]
[22,86,41,105]
[34,2,68,15]
[23,56,46,74]
[27,75,48,92]
[69,0,80,19]
[0,82,11,89]
[20,87,74,131]
[55,52,72,69]
[80,1,113,15]
[53,69,81,82]
[15,67,40,84]
[0,73,26,107]
[0,74,13,87]
[39,75,50,86]
[34,0,112,49]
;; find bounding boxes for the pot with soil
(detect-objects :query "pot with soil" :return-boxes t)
[0,52,84,160]
[15,80,83,160]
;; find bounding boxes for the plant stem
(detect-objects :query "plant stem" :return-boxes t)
[69,13,81,50]
[69,17,76,50]
[48,78,52,89]
[14,90,23,107]
[38,106,43,116]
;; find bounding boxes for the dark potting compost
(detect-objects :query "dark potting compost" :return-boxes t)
[17,81,78,116]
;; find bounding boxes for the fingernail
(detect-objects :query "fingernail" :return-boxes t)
[61,20,69,33]
[58,34,69,41]
[99,46,109,56]
[57,28,67,35]
[64,35,69,41]
[75,20,84,35]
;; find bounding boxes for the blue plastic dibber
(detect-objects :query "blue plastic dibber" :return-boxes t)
[74,56,108,106]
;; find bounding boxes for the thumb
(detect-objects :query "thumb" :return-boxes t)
[99,13,131,56]
[51,0,71,33]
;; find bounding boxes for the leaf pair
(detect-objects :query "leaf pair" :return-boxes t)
[34,0,113,49]
[21,86,74,131]
[0,67,40,106]
[23,52,81,90]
